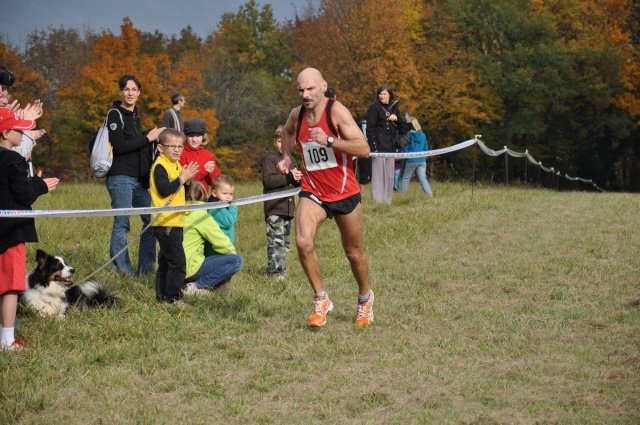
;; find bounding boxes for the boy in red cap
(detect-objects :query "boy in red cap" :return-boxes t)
[0,109,59,351]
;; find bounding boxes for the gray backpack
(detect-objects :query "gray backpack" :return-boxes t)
[88,108,123,178]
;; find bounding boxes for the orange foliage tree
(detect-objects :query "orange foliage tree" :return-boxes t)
[293,0,423,119]
[412,2,502,148]
[164,53,220,143]
[54,18,220,178]
[3,0,638,189]
[0,40,51,155]
[291,0,501,150]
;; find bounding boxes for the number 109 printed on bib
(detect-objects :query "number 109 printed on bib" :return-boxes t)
[302,142,338,172]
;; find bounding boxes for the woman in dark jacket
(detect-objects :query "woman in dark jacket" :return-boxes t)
[365,83,406,204]
[106,74,164,275]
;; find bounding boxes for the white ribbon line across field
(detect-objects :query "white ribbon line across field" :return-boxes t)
[0,134,603,219]
[0,188,301,218]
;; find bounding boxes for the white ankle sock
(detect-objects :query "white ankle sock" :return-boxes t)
[1,327,15,346]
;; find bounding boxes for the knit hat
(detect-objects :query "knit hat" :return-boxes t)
[184,118,206,135]
[0,108,35,133]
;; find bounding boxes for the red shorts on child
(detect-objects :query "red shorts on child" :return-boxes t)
[0,243,27,295]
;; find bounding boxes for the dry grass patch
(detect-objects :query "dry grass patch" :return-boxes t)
[0,182,638,424]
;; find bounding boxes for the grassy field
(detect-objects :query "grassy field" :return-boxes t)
[1,181,638,424]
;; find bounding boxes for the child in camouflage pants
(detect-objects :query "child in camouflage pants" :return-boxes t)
[261,126,302,279]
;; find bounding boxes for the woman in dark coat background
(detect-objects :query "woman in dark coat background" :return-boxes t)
[365,83,406,204]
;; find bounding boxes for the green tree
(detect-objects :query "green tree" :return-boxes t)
[210,0,293,77]
[166,26,203,64]
[448,0,630,185]
[201,0,294,152]
[139,30,168,57]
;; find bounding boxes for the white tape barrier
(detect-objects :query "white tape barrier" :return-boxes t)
[475,139,591,180]
[0,188,301,218]
[475,139,602,191]
[1,134,603,220]
[476,140,506,157]
[526,153,538,166]
[476,140,530,160]
[369,138,477,159]
[539,163,554,173]
[370,135,602,191]
[565,175,594,183]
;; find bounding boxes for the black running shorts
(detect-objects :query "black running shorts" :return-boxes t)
[299,191,361,220]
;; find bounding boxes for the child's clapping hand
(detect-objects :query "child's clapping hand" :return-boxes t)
[36,170,60,191]
[180,162,200,184]
[204,160,215,173]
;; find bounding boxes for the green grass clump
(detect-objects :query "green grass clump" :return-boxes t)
[1,181,638,424]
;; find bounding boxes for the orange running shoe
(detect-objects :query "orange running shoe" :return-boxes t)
[355,289,374,326]
[309,295,333,327]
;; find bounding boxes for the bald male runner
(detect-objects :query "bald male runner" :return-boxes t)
[278,68,373,327]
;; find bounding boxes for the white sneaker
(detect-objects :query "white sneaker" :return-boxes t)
[183,282,207,296]
[1,338,25,352]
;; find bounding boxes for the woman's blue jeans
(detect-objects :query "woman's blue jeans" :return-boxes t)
[106,175,156,274]
[400,162,433,196]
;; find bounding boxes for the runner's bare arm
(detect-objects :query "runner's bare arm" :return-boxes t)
[322,102,370,158]
[278,106,301,174]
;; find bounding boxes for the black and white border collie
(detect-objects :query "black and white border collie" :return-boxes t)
[22,249,122,319]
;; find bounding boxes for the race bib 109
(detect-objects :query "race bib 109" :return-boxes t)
[302,141,338,172]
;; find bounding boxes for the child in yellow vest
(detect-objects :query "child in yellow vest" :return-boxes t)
[150,129,198,304]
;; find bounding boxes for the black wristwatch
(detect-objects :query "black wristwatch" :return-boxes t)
[326,137,335,148]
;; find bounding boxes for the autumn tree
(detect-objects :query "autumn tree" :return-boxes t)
[52,19,216,174]
[0,38,52,166]
[413,2,502,148]
[293,0,423,119]
[135,26,219,143]
[3,0,638,189]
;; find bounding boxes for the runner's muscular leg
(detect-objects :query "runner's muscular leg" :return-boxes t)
[335,203,370,296]
[294,198,327,294]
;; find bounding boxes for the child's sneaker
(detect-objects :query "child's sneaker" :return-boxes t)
[309,294,333,327]
[1,338,25,352]
[355,289,374,326]
[183,282,207,296]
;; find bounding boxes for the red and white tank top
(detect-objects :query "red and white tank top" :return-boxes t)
[296,101,360,202]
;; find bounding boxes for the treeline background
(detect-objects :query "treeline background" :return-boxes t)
[1,0,638,191]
